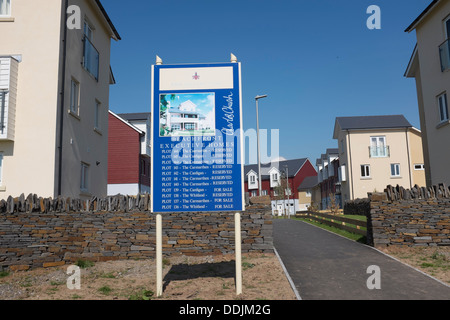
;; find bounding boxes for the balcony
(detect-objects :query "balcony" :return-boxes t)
[83,36,99,80]
[439,39,450,72]
[369,146,390,158]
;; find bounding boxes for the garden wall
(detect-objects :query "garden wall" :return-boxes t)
[368,184,450,248]
[0,194,273,271]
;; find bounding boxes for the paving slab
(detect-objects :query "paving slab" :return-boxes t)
[274,219,450,300]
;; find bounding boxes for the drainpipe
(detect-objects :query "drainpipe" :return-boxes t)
[406,128,413,188]
[57,0,69,196]
[347,130,355,200]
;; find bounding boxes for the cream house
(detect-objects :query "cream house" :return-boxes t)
[405,0,450,187]
[0,0,120,199]
[333,115,426,202]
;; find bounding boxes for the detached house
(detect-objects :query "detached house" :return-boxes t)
[0,0,120,199]
[333,115,426,203]
[244,158,317,215]
[405,0,450,186]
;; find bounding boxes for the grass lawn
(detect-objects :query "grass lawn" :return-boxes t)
[292,216,367,244]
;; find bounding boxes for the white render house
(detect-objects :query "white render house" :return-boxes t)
[166,100,211,132]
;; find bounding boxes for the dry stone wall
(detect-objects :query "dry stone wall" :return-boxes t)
[368,184,450,248]
[0,194,273,271]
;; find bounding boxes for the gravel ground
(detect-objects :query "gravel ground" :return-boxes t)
[0,253,297,300]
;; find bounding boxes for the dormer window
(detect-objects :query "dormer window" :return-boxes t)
[247,170,258,190]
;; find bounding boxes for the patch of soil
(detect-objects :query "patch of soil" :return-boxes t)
[0,253,297,300]
[379,246,450,285]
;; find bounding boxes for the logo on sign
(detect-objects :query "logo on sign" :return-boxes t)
[192,72,200,80]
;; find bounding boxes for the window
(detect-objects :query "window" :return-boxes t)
[361,165,371,178]
[185,123,195,130]
[370,136,389,158]
[306,190,312,197]
[251,191,257,197]
[80,162,89,192]
[261,190,268,196]
[70,79,80,115]
[438,93,449,123]
[414,164,425,171]
[249,175,256,185]
[0,0,10,16]
[83,21,99,80]
[94,100,101,130]
[391,164,401,177]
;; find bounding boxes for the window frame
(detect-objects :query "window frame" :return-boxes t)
[94,99,101,130]
[438,92,449,123]
[390,163,401,178]
[0,0,11,17]
[80,162,90,192]
[70,78,80,116]
[414,164,425,171]
[360,164,371,179]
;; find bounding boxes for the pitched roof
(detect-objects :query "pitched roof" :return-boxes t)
[109,110,144,134]
[94,0,121,40]
[405,0,440,33]
[335,115,412,131]
[297,176,319,191]
[117,113,151,121]
[244,158,309,182]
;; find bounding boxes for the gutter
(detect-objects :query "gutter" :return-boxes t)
[57,0,69,196]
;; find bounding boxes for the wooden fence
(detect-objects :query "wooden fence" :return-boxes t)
[299,212,367,236]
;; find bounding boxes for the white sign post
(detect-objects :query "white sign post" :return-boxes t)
[156,213,163,297]
[235,212,243,295]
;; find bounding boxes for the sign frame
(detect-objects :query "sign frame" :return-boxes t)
[150,62,246,214]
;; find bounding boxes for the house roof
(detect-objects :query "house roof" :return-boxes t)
[109,110,144,135]
[244,158,309,182]
[336,115,412,131]
[297,176,319,191]
[405,0,440,33]
[117,113,151,121]
[94,0,121,40]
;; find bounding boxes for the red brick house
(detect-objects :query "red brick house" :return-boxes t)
[244,158,317,215]
[107,111,151,195]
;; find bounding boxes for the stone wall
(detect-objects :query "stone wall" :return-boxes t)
[368,184,450,248]
[0,194,273,271]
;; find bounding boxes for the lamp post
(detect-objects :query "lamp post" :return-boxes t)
[284,164,290,218]
[255,95,268,196]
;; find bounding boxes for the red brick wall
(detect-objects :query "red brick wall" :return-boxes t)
[108,113,141,184]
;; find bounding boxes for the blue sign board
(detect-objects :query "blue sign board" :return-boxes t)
[151,62,245,213]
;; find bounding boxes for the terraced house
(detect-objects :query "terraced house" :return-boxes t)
[0,0,120,199]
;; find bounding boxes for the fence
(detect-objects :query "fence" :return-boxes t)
[301,212,367,236]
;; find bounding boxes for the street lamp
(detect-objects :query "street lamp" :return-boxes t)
[255,95,268,196]
[284,164,290,218]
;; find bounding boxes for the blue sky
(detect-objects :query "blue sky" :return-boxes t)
[104,0,430,165]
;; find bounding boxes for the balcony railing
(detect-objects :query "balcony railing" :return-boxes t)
[83,36,99,80]
[369,146,390,158]
[439,39,450,72]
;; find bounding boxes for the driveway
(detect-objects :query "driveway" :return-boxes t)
[274,219,450,300]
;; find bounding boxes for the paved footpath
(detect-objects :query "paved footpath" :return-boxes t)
[274,219,450,300]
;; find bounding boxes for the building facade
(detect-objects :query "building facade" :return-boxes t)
[333,115,426,202]
[316,149,341,210]
[244,158,317,215]
[405,0,450,186]
[107,111,151,196]
[0,0,120,199]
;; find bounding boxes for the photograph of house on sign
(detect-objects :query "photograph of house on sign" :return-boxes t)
[159,93,216,137]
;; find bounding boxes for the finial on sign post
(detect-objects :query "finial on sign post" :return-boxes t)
[156,55,163,65]
[231,53,237,63]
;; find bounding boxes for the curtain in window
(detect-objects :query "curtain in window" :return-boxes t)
[0,0,10,15]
